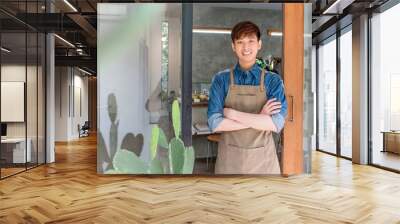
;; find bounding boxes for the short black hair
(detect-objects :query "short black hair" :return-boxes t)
[231,21,261,42]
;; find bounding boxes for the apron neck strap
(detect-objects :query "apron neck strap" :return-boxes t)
[259,69,266,92]
[230,67,235,87]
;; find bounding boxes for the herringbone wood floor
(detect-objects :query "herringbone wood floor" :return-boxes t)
[1,134,400,224]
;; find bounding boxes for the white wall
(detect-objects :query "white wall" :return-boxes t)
[1,65,26,134]
[55,67,89,141]
[72,73,89,138]
[1,65,37,138]
[1,63,46,163]
[55,66,69,141]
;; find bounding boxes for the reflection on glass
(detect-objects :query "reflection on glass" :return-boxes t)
[318,37,337,154]
[1,31,27,177]
[0,2,46,179]
[340,29,352,158]
[303,3,313,173]
[371,4,400,171]
[161,21,169,110]
[97,3,183,174]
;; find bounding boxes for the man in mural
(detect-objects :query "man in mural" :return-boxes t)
[207,21,287,174]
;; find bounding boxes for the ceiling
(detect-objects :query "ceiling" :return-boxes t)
[0,0,396,74]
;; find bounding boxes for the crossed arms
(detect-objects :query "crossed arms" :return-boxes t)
[214,99,282,133]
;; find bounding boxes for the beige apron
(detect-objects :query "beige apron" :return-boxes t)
[215,67,281,174]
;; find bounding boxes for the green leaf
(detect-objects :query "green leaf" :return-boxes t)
[172,100,181,138]
[182,146,195,174]
[168,138,185,174]
[113,149,148,173]
[158,128,169,149]
[150,126,159,160]
[148,158,164,174]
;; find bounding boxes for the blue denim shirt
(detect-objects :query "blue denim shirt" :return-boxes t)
[207,63,287,132]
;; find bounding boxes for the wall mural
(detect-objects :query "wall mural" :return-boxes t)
[98,3,311,175]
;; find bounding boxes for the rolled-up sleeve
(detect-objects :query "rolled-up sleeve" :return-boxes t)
[207,74,225,132]
[267,74,288,133]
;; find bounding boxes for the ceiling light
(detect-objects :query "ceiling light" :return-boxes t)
[63,0,78,12]
[267,29,282,37]
[193,28,231,34]
[78,67,92,76]
[1,47,11,53]
[54,34,75,48]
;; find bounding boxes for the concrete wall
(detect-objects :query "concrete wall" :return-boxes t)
[192,5,283,85]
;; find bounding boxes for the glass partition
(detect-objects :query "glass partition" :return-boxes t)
[0,2,46,179]
[1,30,28,177]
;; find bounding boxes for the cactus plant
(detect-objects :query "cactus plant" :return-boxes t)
[108,94,119,160]
[168,138,185,173]
[182,146,195,174]
[148,158,163,174]
[101,95,195,174]
[158,128,168,149]
[171,100,181,138]
[150,126,159,160]
[112,149,148,173]
[121,133,143,156]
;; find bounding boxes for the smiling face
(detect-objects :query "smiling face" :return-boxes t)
[231,34,262,66]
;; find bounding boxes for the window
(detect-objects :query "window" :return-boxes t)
[339,28,352,158]
[371,3,400,171]
[317,37,337,155]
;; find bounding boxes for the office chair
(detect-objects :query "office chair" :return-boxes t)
[79,121,90,138]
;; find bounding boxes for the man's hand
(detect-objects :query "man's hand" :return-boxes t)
[223,106,278,132]
[223,107,236,120]
[260,98,281,115]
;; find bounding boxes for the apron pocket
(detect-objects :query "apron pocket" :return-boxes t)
[227,144,267,173]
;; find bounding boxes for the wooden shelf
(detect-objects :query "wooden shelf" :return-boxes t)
[192,101,208,107]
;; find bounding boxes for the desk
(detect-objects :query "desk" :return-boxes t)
[192,123,212,136]
[1,138,31,163]
[381,131,400,154]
